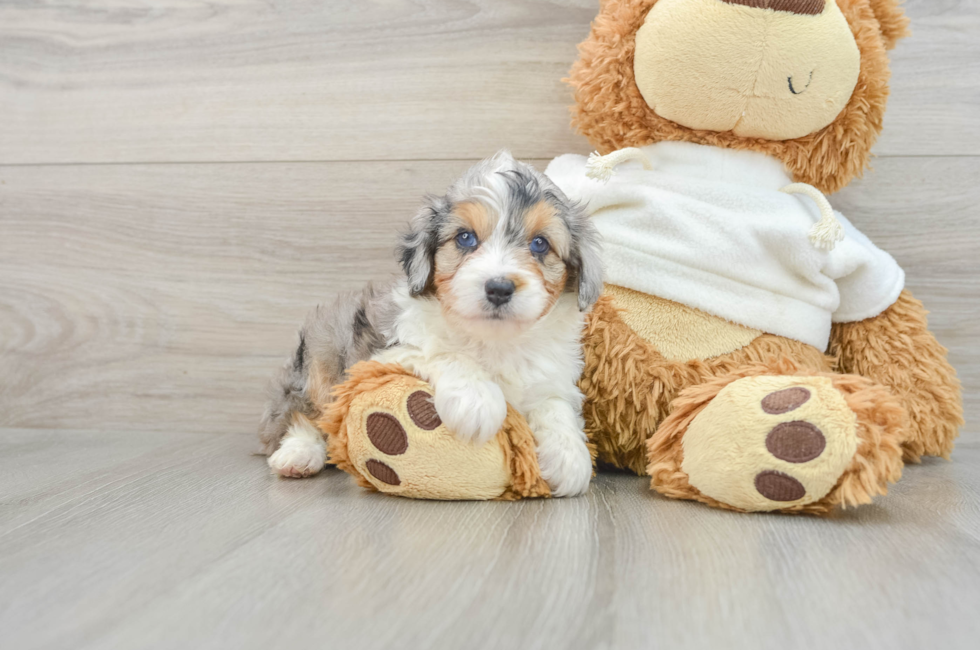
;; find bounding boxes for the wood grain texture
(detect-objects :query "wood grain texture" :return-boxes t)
[0,0,977,164]
[0,159,464,436]
[2,157,977,440]
[0,428,978,650]
[0,0,593,164]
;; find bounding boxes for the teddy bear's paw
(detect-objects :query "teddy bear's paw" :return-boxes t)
[674,376,863,512]
[341,376,515,500]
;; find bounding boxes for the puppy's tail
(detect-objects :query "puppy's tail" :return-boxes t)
[258,331,316,456]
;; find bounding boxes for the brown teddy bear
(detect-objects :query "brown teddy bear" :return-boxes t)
[542,0,963,513]
[323,0,962,513]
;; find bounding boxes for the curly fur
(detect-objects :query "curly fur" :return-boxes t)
[829,290,963,461]
[580,296,830,474]
[866,0,911,49]
[566,0,907,194]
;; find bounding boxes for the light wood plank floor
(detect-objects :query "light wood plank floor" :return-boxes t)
[1,1,978,648]
[1,430,978,650]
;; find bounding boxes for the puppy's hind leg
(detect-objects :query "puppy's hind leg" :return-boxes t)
[259,330,327,477]
[268,412,328,478]
[260,284,396,477]
[258,333,316,454]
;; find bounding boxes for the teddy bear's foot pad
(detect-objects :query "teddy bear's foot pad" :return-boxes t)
[755,389,834,500]
[754,470,806,501]
[761,386,811,414]
[336,374,517,499]
[765,420,826,463]
[365,458,401,485]
[365,411,411,455]
[323,362,552,500]
[650,368,907,514]
[359,392,439,486]
[680,376,860,511]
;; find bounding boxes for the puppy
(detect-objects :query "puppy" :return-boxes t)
[258,151,602,497]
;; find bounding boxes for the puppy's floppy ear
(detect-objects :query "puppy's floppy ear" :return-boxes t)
[397,194,449,296]
[562,199,603,311]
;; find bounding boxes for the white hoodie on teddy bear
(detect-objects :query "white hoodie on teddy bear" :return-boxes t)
[546,141,905,352]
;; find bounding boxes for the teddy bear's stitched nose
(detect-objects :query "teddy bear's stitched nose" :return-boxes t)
[720,0,825,16]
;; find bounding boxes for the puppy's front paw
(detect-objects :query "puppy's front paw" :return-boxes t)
[434,379,507,446]
[537,436,592,497]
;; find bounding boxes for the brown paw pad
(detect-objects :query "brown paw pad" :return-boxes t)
[407,390,441,430]
[761,387,811,414]
[754,470,806,502]
[766,421,826,463]
[365,459,401,486]
[366,412,409,455]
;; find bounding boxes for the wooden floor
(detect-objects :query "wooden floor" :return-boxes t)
[0,430,978,649]
[1,1,978,648]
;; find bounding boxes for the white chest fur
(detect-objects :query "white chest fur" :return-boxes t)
[374,289,586,414]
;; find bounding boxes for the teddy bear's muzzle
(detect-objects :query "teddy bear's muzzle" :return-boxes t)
[632,0,860,141]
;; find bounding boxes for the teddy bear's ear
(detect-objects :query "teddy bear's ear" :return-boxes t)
[866,0,911,50]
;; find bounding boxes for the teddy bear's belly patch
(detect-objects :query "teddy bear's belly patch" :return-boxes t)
[605,285,761,361]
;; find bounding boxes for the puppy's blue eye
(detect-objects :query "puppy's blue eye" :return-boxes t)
[455,231,478,249]
[529,236,550,255]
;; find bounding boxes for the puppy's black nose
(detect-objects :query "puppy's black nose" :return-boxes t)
[485,278,516,306]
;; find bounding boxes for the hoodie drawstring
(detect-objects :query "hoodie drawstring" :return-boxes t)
[779,183,845,251]
[585,148,654,182]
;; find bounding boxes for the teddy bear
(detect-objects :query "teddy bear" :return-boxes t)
[321,0,963,513]
[541,0,964,514]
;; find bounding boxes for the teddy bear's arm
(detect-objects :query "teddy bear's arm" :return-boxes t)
[829,289,963,460]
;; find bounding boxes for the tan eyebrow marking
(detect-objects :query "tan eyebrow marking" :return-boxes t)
[524,200,558,237]
[454,201,495,242]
